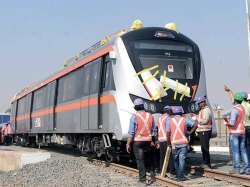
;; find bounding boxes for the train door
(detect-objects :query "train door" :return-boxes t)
[25,93,32,132]
[47,81,56,131]
[88,58,102,130]
[11,101,17,133]
[80,64,91,130]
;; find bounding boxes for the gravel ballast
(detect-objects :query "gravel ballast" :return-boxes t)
[0,147,162,187]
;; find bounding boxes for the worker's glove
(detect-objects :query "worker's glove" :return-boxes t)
[155,141,160,149]
[150,141,155,147]
[224,85,230,92]
[126,144,131,153]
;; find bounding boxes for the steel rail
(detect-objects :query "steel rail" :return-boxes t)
[190,166,250,187]
[91,159,184,187]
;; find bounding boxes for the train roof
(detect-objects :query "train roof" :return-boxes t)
[12,30,121,102]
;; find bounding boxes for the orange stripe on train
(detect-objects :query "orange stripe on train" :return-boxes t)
[15,95,116,122]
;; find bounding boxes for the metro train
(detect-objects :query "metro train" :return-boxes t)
[10,22,215,161]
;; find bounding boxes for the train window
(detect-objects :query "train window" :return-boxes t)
[17,97,26,116]
[130,40,194,80]
[82,65,91,96]
[103,61,115,91]
[89,58,101,94]
[33,86,48,111]
[57,67,84,103]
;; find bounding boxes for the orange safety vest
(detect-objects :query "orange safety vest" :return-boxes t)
[228,104,245,134]
[170,116,188,145]
[157,114,168,142]
[134,111,153,141]
[197,108,212,130]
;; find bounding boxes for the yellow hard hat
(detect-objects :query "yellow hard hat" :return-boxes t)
[165,22,177,32]
[131,19,144,30]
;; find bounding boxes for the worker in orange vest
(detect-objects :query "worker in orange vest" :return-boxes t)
[166,106,196,181]
[126,98,156,184]
[155,105,171,172]
[1,123,13,145]
[223,93,250,175]
[196,96,212,168]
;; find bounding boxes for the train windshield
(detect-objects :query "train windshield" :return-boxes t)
[133,40,194,80]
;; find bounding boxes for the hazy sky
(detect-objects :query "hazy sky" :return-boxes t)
[0,0,249,112]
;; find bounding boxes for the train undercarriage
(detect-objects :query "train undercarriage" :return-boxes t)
[12,133,127,162]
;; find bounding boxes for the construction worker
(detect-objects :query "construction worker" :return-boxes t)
[126,98,156,184]
[166,106,196,181]
[224,85,250,160]
[1,123,13,145]
[196,96,212,168]
[223,93,250,175]
[155,106,171,172]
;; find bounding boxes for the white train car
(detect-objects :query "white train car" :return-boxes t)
[11,22,215,159]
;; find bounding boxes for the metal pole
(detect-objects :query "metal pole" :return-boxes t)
[245,0,250,63]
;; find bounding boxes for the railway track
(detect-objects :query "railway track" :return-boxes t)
[190,166,250,187]
[91,159,250,187]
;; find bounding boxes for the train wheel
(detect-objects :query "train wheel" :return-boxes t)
[105,149,114,163]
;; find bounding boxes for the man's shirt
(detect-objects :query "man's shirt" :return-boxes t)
[165,115,195,147]
[196,106,212,132]
[128,111,156,138]
[223,104,244,135]
[242,101,250,127]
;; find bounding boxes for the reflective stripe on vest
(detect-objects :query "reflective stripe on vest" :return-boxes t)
[197,109,212,130]
[228,105,245,134]
[170,116,188,145]
[134,112,153,141]
[157,114,168,142]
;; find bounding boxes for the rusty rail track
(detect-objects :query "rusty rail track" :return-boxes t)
[91,159,250,187]
[190,166,250,187]
[91,159,184,187]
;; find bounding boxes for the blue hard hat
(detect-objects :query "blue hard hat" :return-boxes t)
[134,98,144,106]
[196,96,206,104]
[171,106,184,114]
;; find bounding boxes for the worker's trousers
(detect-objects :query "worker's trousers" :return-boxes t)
[133,141,154,181]
[3,135,12,146]
[229,134,250,173]
[172,145,188,178]
[198,130,211,167]
[245,126,250,160]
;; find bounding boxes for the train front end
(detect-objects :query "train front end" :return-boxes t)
[111,26,216,140]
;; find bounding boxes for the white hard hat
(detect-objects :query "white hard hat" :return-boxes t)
[247,93,250,100]
[165,22,177,32]
[131,19,144,30]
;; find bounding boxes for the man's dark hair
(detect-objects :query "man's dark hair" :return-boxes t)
[234,100,242,104]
